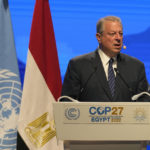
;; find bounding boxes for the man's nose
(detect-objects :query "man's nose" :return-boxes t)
[115,34,122,42]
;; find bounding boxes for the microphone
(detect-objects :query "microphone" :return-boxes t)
[114,68,133,97]
[79,65,99,99]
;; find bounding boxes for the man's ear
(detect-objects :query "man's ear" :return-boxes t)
[96,33,101,43]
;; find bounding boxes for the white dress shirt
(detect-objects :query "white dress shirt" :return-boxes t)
[98,49,117,80]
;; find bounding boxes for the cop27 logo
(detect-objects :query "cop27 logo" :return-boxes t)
[89,106,124,123]
[89,106,123,115]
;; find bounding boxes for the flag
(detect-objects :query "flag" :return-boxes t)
[0,0,22,149]
[18,0,63,149]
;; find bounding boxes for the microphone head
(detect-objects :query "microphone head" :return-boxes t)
[114,68,117,72]
[114,68,119,74]
[123,45,126,49]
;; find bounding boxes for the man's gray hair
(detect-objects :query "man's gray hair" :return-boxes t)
[96,16,122,33]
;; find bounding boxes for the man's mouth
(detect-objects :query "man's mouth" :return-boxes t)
[114,44,121,47]
[113,44,122,50]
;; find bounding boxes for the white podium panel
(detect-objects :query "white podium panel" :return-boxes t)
[53,102,150,150]
[53,102,150,141]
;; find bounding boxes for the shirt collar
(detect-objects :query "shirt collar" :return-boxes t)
[98,49,117,65]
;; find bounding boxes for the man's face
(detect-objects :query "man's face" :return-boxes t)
[97,21,123,57]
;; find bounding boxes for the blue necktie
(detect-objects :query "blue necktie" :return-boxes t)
[108,58,115,97]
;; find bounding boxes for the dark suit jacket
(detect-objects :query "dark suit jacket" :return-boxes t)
[62,49,148,102]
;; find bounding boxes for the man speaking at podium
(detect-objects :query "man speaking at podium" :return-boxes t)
[61,16,149,102]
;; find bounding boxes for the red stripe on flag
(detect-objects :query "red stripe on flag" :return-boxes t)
[29,0,62,100]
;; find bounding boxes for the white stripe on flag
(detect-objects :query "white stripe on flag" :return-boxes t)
[18,51,63,150]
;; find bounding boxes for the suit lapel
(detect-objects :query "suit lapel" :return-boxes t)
[90,50,113,100]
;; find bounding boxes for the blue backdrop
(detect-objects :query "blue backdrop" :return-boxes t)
[9,0,150,85]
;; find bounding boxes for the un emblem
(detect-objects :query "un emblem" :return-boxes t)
[65,107,80,120]
[0,69,22,149]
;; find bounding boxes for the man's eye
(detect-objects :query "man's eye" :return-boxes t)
[119,33,123,36]
[108,33,116,36]
[108,32,123,36]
